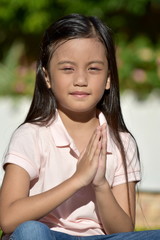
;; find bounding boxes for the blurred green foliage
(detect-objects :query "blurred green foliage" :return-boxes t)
[0,0,160,97]
[0,228,2,238]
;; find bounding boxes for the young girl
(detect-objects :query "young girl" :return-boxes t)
[0,13,159,240]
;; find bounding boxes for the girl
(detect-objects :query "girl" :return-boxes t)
[0,13,159,240]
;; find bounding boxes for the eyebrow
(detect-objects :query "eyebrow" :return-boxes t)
[88,61,105,65]
[57,60,105,65]
[57,61,76,65]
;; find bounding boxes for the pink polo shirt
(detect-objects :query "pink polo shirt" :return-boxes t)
[3,111,141,236]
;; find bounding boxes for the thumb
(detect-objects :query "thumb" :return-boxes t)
[79,148,86,161]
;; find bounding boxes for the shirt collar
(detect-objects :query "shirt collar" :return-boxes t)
[49,111,72,147]
[49,110,112,154]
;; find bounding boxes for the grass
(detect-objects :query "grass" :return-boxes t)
[0,229,2,238]
[135,227,160,231]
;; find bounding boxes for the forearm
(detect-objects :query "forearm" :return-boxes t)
[0,175,81,234]
[94,181,134,234]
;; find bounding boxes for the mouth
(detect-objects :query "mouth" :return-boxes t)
[69,91,90,98]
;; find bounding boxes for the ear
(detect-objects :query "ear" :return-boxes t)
[105,75,110,90]
[42,67,51,89]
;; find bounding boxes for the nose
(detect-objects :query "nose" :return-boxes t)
[73,70,88,86]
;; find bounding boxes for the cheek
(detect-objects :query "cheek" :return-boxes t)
[49,75,61,91]
[93,76,107,90]
[94,79,107,98]
[98,88,106,100]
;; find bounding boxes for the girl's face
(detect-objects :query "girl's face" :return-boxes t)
[44,38,110,115]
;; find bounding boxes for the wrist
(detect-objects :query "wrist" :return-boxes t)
[70,174,85,190]
[93,179,110,192]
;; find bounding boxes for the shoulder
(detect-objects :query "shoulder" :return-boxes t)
[119,132,139,165]
[8,123,50,151]
[12,123,46,139]
[4,123,50,178]
[120,131,138,152]
[107,128,137,154]
[14,123,41,135]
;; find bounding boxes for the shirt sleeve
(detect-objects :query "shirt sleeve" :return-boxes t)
[3,123,41,180]
[112,133,141,187]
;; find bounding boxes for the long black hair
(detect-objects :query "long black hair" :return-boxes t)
[24,13,139,224]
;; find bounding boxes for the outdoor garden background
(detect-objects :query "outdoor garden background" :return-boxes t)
[0,0,160,233]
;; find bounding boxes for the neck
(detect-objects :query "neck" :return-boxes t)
[57,108,100,153]
[57,108,99,131]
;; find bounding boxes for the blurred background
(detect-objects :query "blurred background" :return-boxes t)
[0,0,160,230]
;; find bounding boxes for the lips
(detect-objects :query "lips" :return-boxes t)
[70,91,90,97]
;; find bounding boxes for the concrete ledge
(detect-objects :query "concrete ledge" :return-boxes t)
[136,191,160,229]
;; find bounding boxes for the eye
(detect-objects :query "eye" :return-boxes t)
[63,67,73,70]
[62,67,74,73]
[90,67,100,71]
[89,67,101,72]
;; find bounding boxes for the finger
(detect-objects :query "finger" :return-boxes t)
[87,128,102,161]
[93,133,102,156]
[79,147,86,159]
[79,127,101,161]
[84,127,98,153]
[86,126,101,156]
[101,124,107,156]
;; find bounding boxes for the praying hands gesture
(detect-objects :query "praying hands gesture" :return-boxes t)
[92,124,107,188]
[74,123,108,188]
[74,123,135,234]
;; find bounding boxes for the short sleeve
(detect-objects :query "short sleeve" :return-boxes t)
[112,133,141,187]
[3,123,41,180]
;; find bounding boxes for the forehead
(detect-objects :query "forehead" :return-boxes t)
[50,38,107,62]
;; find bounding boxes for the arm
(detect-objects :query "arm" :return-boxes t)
[0,127,102,234]
[92,124,136,234]
[94,181,136,234]
[0,164,81,234]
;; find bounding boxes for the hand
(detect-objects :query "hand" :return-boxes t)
[73,127,102,187]
[92,123,107,187]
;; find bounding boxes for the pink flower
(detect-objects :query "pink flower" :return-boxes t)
[132,69,147,83]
